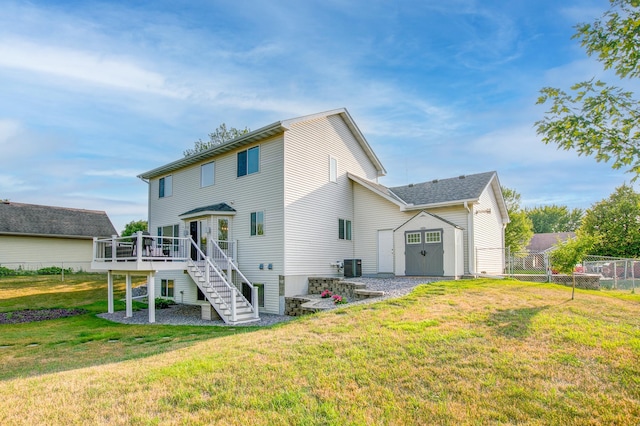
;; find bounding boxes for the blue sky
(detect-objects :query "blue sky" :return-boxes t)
[0,0,635,233]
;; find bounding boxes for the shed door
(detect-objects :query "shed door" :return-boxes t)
[404,229,444,276]
[377,229,394,273]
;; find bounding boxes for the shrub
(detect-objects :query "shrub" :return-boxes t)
[0,266,17,276]
[155,298,172,309]
[36,267,73,275]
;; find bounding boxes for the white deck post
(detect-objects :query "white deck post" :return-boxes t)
[148,271,155,323]
[252,286,259,318]
[107,271,114,314]
[125,273,133,318]
[136,231,143,262]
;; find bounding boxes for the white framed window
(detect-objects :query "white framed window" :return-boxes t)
[251,211,264,236]
[329,156,337,183]
[425,231,441,243]
[157,224,180,251]
[159,175,173,198]
[161,279,174,298]
[237,146,260,177]
[406,232,421,244]
[201,161,214,187]
[338,218,352,240]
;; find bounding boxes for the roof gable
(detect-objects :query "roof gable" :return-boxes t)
[139,108,385,179]
[0,202,117,238]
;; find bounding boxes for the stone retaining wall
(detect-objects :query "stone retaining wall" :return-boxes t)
[308,277,369,300]
[285,277,386,316]
[284,296,313,316]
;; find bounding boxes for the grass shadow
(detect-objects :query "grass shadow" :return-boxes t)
[487,306,549,338]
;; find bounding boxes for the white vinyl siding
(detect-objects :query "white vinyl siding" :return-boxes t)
[283,114,380,279]
[147,134,284,314]
[353,183,414,275]
[0,235,95,270]
[472,184,506,274]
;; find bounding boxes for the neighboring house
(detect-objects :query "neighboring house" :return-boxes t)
[527,232,576,252]
[0,201,117,271]
[91,108,509,323]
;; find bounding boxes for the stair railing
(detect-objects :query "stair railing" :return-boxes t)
[208,239,259,319]
[188,238,238,322]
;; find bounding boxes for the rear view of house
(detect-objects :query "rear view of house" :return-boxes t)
[91,108,509,322]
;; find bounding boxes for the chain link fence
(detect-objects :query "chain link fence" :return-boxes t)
[502,250,637,293]
[0,261,93,280]
[582,255,639,291]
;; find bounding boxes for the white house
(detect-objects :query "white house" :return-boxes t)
[91,108,509,323]
[1,201,117,271]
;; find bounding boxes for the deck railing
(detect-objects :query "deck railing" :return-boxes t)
[92,232,237,264]
[93,232,190,262]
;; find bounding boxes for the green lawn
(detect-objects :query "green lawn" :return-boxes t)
[1,275,639,425]
[0,274,260,380]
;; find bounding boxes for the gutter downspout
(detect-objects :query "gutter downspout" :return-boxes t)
[464,201,475,276]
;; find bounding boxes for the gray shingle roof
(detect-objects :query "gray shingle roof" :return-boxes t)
[0,202,117,238]
[180,203,236,216]
[527,232,576,252]
[389,171,497,206]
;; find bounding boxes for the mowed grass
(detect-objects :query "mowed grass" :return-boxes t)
[0,274,259,380]
[1,277,640,425]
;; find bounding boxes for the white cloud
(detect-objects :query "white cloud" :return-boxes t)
[84,169,143,178]
[0,38,187,98]
[0,174,36,192]
[0,118,20,141]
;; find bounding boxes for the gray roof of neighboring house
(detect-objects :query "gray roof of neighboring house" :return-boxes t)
[389,171,497,206]
[0,202,118,239]
[527,232,576,252]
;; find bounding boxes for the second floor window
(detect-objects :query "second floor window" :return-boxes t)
[159,175,172,198]
[237,146,260,177]
[201,162,214,187]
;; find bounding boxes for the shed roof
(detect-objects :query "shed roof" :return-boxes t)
[0,202,117,239]
[389,171,497,206]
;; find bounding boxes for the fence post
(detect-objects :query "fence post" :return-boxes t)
[61,261,65,282]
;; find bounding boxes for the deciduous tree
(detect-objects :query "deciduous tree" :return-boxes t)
[579,184,640,257]
[184,123,250,157]
[525,205,583,233]
[121,220,148,238]
[549,232,598,300]
[502,187,534,254]
[536,0,640,180]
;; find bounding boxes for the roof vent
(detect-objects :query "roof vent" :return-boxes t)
[459,175,466,179]
[408,183,414,187]
[432,179,439,183]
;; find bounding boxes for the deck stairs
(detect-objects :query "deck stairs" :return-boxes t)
[186,240,259,325]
